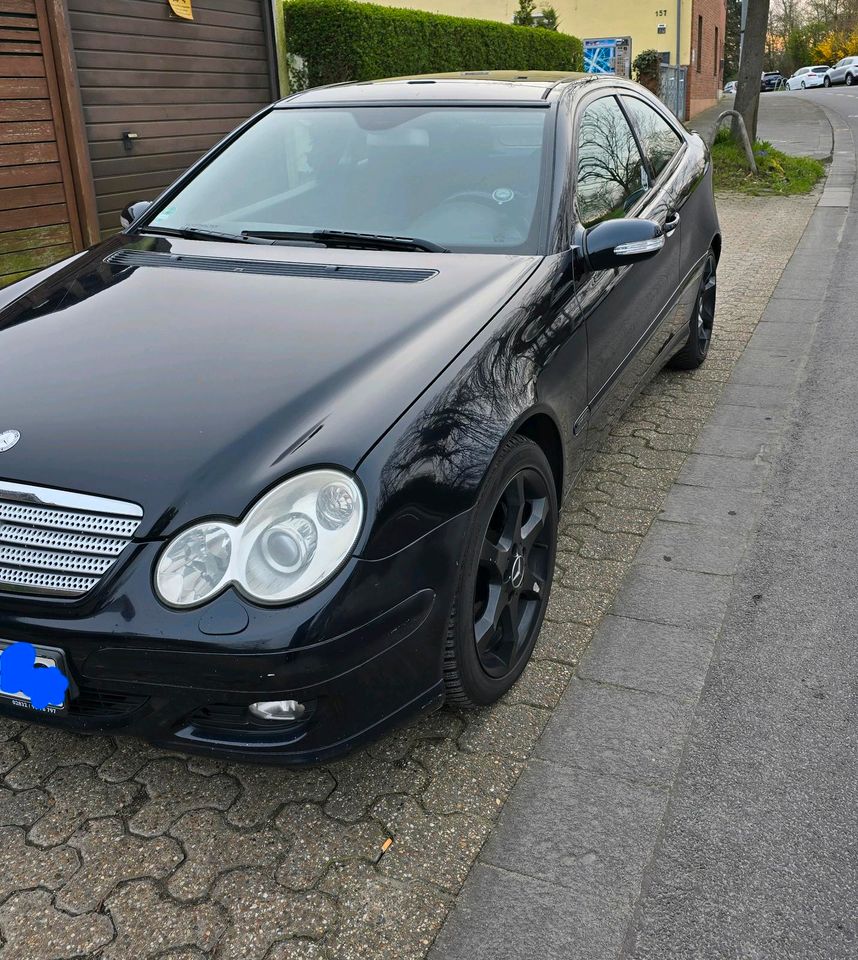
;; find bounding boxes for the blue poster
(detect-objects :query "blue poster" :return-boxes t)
[583,37,632,77]
[584,39,616,74]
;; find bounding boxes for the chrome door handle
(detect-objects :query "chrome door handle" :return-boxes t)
[664,212,680,234]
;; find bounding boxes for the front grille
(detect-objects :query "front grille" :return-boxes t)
[0,480,142,599]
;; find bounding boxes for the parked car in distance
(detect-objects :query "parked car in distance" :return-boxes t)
[724,80,737,94]
[825,56,858,86]
[761,71,786,91]
[0,72,720,765]
[786,65,831,90]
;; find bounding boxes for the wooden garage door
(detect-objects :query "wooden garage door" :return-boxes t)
[0,0,83,285]
[66,0,277,235]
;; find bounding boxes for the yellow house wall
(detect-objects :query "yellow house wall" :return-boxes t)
[369,0,694,67]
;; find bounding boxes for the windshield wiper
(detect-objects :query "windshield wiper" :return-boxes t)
[242,229,449,253]
[140,225,275,245]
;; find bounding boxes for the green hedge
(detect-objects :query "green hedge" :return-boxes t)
[283,0,583,91]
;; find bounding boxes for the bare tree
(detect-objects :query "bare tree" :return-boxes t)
[734,0,772,144]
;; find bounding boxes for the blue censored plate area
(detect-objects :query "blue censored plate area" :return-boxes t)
[0,641,70,712]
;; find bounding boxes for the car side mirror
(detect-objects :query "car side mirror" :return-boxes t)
[580,218,665,272]
[119,201,152,230]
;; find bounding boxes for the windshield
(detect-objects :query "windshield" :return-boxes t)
[144,106,551,254]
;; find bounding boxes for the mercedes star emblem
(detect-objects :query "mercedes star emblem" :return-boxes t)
[0,430,20,453]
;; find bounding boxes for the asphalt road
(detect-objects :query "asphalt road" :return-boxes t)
[623,86,858,959]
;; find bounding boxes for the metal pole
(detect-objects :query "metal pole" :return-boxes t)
[712,109,757,173]
[675,0,682,117]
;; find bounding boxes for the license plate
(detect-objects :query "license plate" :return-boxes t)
[0,641,70,714]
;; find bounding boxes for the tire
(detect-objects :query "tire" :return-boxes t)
[824,76,832,87]
[847,73,855,86]
[443,435,558,707]
[801,81,806,90]
[669,251,717,371]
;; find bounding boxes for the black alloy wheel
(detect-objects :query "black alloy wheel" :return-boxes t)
[669,250,717,370]
[444,435,558,706]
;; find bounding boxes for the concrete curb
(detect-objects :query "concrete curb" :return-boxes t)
[816,103,856,206]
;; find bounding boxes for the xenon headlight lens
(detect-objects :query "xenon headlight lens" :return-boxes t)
[154,470,364,608]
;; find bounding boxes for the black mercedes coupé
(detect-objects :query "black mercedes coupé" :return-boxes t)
[0,72,719,763]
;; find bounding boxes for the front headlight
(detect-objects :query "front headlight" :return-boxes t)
[155,470,364,608]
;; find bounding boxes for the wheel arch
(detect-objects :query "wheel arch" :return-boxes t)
[711,233,722,264]
[514,410,565,504]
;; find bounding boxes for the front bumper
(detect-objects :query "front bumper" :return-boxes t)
[0,510,470,764]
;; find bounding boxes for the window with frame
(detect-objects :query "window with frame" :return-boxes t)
[620,96,683,179]
[575,97,647,228]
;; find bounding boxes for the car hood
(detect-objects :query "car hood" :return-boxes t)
[0,236,539,539]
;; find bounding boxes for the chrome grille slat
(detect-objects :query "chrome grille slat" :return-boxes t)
[0,566,101,597]
[0,546,115,576]
[0,523,127,557]
[0,502,139,537]
[0,481,142,599]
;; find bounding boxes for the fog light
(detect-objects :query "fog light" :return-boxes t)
[249,699,306,722]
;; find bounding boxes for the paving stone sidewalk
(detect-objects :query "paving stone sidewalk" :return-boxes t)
[0,185,818,960]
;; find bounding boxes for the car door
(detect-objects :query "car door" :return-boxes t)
[832,59,846,83]
[620,93,696,352]
[570,92,681,450]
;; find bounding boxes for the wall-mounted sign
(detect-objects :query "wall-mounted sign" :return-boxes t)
[168,0,193,20]
[583,37,632,78]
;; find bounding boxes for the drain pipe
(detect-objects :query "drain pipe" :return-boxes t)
[675,0,682,117]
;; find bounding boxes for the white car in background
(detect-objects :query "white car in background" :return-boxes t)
[824,56,858,86]
[724,80,737,94]
[787,65,830,89]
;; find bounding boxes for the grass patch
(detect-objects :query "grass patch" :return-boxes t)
[711,127,825,195]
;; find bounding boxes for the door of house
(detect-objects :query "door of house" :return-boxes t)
[66,0,278,236]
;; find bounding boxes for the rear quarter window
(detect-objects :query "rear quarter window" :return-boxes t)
[620,96,683,179]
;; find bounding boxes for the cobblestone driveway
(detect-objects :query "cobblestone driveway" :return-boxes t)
[0,192,816,960]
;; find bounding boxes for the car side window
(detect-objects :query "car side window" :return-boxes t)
[575,96,647,228]
[620,96,683,179]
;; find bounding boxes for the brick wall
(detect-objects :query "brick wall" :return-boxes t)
[686,0,727,118]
